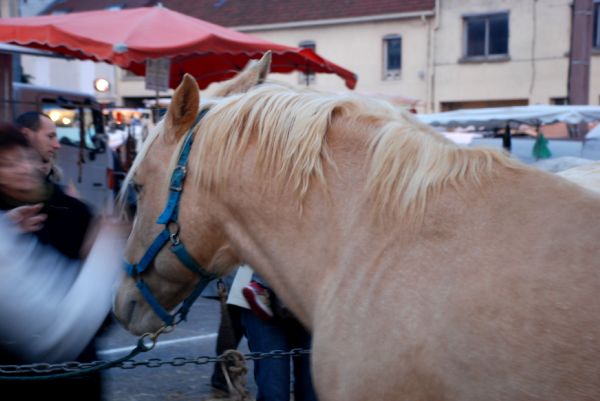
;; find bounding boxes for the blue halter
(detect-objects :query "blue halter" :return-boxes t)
[123,108,216,327]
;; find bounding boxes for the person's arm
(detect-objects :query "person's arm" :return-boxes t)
[0,215,123,363]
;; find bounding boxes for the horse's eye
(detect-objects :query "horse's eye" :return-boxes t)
[132,182,143,194]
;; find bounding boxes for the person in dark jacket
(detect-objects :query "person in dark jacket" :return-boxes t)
[0,116,106,400]
[0,131,122,393]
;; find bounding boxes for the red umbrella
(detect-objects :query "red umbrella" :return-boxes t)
[0,5,357,89]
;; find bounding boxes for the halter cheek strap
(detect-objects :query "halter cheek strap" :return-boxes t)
[123,108,216,327]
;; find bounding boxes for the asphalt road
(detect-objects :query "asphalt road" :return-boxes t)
[97,298,256,401]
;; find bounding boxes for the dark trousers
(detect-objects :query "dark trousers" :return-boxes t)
[241,309,318,401]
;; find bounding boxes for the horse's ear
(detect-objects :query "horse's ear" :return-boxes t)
[165,73,200,141]
[255,50,272,84]
[212,51,272,97]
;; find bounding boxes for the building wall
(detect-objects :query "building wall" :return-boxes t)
[12,0,600,113]
[115,14,433,111]
[0,0,19,17]
[236,16,432,102]
[19,0,54,17]
[432,0,597,111]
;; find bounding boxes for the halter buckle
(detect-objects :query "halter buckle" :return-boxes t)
[170,166,187,192]
[167,221,181,245]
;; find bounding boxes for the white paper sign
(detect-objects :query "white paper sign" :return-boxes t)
[226,264,254,309]
[145,58,170,92]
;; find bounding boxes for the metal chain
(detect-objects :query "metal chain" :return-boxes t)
[0,348,311,380]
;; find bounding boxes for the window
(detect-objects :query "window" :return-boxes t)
[383,34,401,80]
[550,97,569,105]
[594,1,600,48]
[42,104,100,150]
[298,40,316,85]
[464,13,509,59]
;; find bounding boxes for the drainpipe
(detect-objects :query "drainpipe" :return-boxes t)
[567,0,593,137]
[427,0,440,113]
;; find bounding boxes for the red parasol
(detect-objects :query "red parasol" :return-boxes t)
[0,5,357,89]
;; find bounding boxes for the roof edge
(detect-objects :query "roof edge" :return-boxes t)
[234,10,435,32]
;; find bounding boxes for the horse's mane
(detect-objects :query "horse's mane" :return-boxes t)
[189,84,523,219]
[127,84,523,221]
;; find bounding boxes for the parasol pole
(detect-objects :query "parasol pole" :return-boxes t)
[153,88,160,124]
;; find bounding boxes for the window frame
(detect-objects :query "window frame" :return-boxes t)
[382,34,402,80]
[462,11,510,61]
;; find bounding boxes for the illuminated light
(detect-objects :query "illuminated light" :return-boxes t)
[94,78,110,92]
[62,117,72,125]
[48,111,61,122]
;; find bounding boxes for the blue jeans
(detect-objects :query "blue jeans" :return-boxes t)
[241,308,318,401]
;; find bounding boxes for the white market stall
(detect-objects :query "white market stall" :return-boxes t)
[418,105,600,152]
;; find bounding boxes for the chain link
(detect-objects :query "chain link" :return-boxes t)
[0,348,310,379]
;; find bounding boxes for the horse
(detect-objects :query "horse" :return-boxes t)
[113,53,600,401]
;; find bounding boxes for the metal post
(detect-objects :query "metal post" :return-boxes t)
[0,53,13,122]
[153,88,160,124]
[502,123,512,153]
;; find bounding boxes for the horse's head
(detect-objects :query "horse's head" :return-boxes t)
[113,53,272,334]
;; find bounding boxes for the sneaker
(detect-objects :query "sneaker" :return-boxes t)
[242,281,274,321]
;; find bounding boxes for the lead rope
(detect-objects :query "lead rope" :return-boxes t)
[219,350,253,401]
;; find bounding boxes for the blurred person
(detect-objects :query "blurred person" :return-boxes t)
[0,122,115,400]
[0,204,123,364]
[0,130,47,206]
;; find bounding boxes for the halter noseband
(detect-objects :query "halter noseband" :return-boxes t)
[123,108,216,327]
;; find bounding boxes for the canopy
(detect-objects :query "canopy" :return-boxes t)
[0,5,357,90]
[418,105,600,129]
[587,124,600,139]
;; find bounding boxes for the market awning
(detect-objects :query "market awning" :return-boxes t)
[0,5,357,89]
[418,105,600,129]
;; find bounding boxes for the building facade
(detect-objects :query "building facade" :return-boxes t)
[20,0,600,113]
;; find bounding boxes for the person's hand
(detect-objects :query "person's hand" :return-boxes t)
[6,204,47,233]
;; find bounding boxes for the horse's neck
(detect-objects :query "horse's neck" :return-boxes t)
[220,123,375,329]
[220,187,333,328]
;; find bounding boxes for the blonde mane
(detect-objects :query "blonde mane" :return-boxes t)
[129,84,523,220]
[191,84,524,219]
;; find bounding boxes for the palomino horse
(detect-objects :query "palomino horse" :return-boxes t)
[114,54,600,401]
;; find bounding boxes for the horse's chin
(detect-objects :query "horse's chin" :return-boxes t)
[113,292,163,335]
[126,309,163,336]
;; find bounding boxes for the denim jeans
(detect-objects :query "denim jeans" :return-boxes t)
[241,308,318,401]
